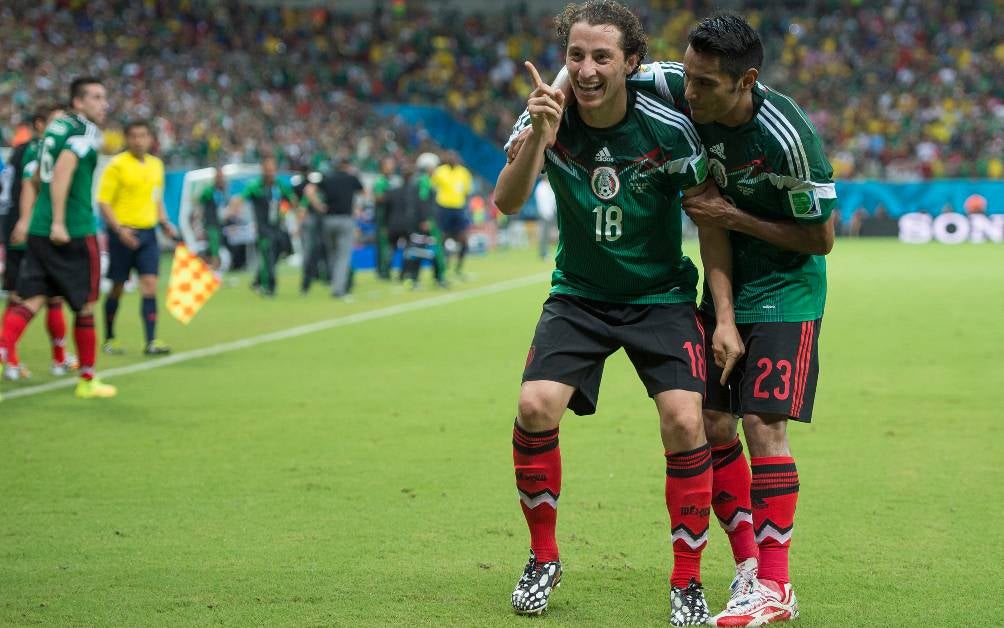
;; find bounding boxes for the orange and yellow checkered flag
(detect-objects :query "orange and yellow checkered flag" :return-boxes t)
[167,244,220,325]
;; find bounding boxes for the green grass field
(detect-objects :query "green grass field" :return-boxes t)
[2,239,1002,626]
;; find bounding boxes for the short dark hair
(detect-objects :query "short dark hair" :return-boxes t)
[555,1,647,75]
[125,120,153,134]
[31,104,59,126]
[69,77,103,104]
[688,13,763,81]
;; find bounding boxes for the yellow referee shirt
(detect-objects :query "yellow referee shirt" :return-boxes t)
[97,151,165,229]
[431,164,472,209]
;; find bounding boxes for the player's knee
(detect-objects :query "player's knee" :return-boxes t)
[742,413,790,457]
[517,391,561,432]
[703,410,739,446]
[659,406,704,444]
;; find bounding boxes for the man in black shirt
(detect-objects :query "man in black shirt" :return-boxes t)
[303,160,363,299]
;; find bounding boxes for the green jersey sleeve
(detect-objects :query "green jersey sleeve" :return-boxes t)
[629,61,686,107]
[633,90,708,191]
[759,92,836,224]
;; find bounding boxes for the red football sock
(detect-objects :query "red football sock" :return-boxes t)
[665,443,713,587]
[74,314,97,381]
[711,437,758,563]
[513,420,561,563]
[1,304,34,366]
[751,456,799,584]
[47,301,67,364]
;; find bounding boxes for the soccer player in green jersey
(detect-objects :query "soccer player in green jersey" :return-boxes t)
[0,103,78,382]
[0,78,116,400]
[633,15,835,626]
[495,2,743,624]
[237,156,298,297]
[194,167,228,271]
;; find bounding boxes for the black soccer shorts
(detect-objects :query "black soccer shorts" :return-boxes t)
[522,294,707,416]
[700,311,822,422]
[2,247,25,293]
[16,235,100,312]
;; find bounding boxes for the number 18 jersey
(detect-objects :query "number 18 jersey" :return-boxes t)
[506,87,708,304]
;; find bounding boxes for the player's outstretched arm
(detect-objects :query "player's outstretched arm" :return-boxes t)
[683,193,834,256]
[495,62,565,215]
[686,182,744,383]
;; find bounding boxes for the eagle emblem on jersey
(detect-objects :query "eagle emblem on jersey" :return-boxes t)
[710,158,728,189]
[591,166,620,201]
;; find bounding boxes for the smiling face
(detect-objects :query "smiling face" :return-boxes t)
[682,44,757,126]
[566,21,639,127]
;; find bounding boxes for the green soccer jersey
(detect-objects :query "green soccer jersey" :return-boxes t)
[29,113,102,238]
[242,178,297,231]
[630,61,836,322]
[505,88,708,304]
[6,139,42,251]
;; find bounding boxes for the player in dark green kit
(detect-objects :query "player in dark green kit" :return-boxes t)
[195,167,228,270]
[494,3,743,624]
[0,78,116,400]
[239,156,298,296]
[630,15,835,627]
[0,103,77,381]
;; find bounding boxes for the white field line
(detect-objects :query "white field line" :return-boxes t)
[2,272,550,401]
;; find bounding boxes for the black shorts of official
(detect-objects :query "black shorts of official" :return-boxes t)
[700,311,822,422]
[16,235,100,312]
[107,227,159,282]
[522,294,707,416]
[2,247,25,293]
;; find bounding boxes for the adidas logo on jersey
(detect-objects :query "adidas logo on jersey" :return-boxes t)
[594,146,614,163]
[710,143,726,160]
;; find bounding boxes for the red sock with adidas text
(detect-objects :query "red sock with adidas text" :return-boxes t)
[711,437,758,563]
[751,456,799,584]
[513,421,561,563]
[665,443,712,587]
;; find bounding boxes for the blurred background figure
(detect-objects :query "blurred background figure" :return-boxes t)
[372,156,399,281]
[304,159,363,300]
[431,151,473,279]
[192,167,228,271]
[234,155,298,297]
[533,173,557,260]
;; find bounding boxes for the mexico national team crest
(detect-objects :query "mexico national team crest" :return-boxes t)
[591,166,620,201]
[710,158,728,189]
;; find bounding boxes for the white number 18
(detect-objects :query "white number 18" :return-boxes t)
[592,205,622,242]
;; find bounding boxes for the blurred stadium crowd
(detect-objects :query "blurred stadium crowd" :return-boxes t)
[1,0,1002,180]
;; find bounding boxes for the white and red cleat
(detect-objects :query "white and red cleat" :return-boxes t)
[708,579,798,627]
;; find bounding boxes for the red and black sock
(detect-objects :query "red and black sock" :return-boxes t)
[46,301,67,364]
[1,304,34,365]
[74,314,97,381]
[711,437,758,564]
[751,456,799,584]
[513,420,561,563]
[665,443,712,587]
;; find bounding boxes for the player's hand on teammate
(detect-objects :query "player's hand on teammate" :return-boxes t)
[712,322,745,385]
[525,61,564,144]
[682,188,737,229]
[49,222,70,245]
[117,226,140,249]
[10,219,29,246]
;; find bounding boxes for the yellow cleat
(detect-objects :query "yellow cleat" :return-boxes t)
[75,377,118,399]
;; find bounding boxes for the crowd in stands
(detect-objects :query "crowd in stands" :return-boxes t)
[1,0,1001,180]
